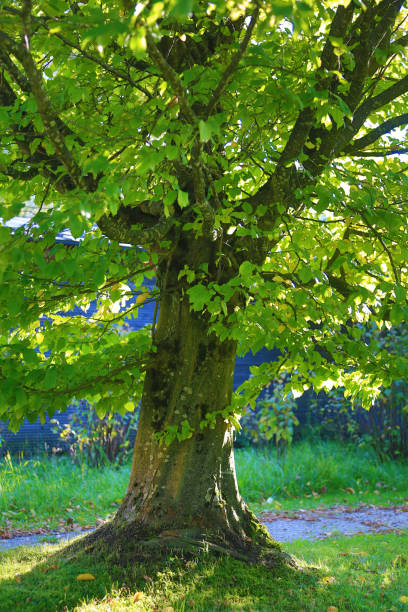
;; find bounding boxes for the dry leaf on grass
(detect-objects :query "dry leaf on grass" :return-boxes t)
[327,607,338,612]
[76,573,95,581]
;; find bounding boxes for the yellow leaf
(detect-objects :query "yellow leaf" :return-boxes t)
[327,607,338,612]
[136,292,149,306]
[133,592,145,601]
[76,573,95,581]
[400,595,408,604]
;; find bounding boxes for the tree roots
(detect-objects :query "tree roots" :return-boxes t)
[64,520,297,570]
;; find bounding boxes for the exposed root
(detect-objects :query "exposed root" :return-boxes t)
[63,520,298,569]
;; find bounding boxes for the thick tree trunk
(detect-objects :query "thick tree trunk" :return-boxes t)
[79,267,292,566]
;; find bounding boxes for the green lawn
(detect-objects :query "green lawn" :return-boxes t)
[1,533,408,611]
[1,441,408,533]
[1,441,408,610]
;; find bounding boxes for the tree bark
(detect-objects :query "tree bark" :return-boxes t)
[79,262,292,566]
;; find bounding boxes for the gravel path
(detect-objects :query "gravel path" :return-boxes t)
[262,504,408,542]
[1,504,408,551]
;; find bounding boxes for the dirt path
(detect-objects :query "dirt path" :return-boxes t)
[1,504,408,551]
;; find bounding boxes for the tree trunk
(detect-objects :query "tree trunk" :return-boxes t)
[79,267,292,566]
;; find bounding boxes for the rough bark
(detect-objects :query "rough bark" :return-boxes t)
[76,258,293,567]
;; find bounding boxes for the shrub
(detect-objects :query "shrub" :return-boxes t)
[238,377,299,458]
[51,402,138,467]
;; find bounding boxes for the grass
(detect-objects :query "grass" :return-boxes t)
[1,440,408,532]
[0,454,130,533]
[236,440,408,512]
[1,533,408,610]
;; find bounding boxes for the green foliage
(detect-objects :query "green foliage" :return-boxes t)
[239,377,299,457]
[306,325,408,460]
[1,0,408,434]
[51,404,138,467]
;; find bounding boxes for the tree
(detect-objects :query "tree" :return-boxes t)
[1,0,408,565]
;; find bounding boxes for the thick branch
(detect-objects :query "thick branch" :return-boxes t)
[191,140,216,236]
[97,208,174,247]
[353,74,408,131]
[344,113,408,153]
[320,2,355,71]
[343,147,408,157]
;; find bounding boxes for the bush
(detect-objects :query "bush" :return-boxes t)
[238,377,299,458]
[311,381,408,460]
[52,402,138,467]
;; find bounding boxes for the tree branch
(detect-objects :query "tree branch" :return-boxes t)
[191,140,216,237]
[353,74,408,131]
[343,147,408,157]
[38,19,152,98]
[145,31,197,126]
[205,4,259,118]
[0,30,85,188]
[97,208,174,247]
[344,113,408,153]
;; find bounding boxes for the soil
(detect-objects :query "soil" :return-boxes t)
[1,503,408,551]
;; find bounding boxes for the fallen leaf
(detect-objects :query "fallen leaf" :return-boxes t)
[76,573,95,581]
[345,487,355,495]
[133,592,145,601]
[327,607,338,612]
[400,595,408,604]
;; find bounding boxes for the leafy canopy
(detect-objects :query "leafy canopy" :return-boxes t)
[1,0,408,431]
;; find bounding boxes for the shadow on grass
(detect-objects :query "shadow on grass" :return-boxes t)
[2,531,405,611]
[0,534,321,612]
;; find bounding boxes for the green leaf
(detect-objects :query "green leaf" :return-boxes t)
[177,190,189,208]
[199,120,212,142]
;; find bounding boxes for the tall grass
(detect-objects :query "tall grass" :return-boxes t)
[0,453,129,530]
[235,439,408,504]
[1,440,408,531]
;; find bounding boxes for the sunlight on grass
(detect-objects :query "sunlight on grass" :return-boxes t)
[1,534,408,611]
[1,441,408,532]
